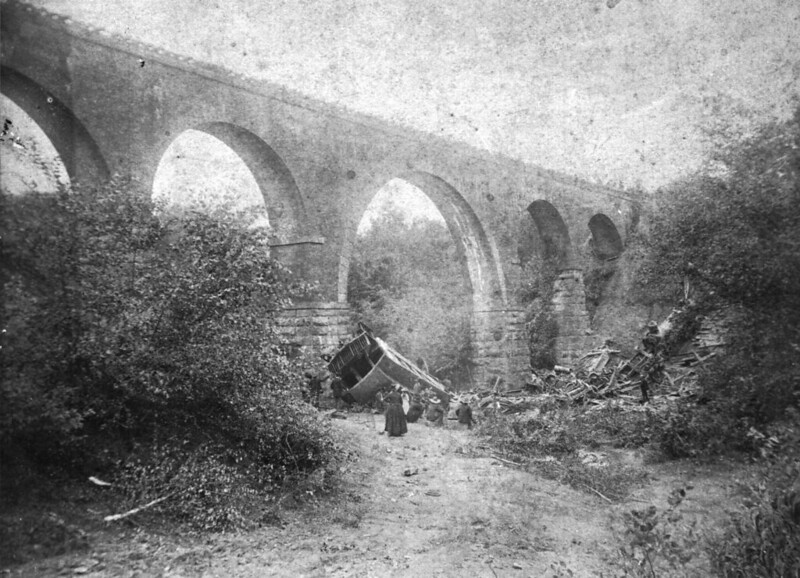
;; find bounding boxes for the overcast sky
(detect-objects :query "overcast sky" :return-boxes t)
[24,0,800,192]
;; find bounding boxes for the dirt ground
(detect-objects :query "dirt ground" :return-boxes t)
[3,411,744,577]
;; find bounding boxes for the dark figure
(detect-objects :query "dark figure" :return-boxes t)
[384,389,408,437]
[304,371,324,408]
[426,399,445,426]
[440,398,451,428]
[456,401,474,429]
[406,395,425,423]
[639,321,665,404]
[330,377,349,409]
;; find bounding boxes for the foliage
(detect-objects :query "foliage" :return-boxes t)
[347,204,474,385]
[634,110,800,575]
[477,407,647,502]
[615,486,701,577]
[527,309,558,371]
[658,363,767,460]
[709,416,800,578]
[647,111,800,311]
[1,177,340,528]
[581,403,662,449]
[583,259,617,321]
[519,258,560,370]
[641,109,800,458]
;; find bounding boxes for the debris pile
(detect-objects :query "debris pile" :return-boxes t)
[473,391,540,415]
[461,306,732,412]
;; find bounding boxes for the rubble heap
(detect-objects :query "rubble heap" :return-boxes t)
[464,306,732,413]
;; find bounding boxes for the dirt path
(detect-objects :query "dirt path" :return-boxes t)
[239,413,618,577]
[7,412,739,577]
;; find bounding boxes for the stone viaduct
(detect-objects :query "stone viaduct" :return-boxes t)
[1,0,641,388]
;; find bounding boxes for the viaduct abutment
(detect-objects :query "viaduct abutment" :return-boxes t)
[1,0,640,388]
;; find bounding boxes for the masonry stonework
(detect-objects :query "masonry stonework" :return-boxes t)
[1,0,641,388]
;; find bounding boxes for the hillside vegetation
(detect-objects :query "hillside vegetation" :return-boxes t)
[1,178,342,541]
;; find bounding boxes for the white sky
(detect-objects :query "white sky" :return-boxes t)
[357,179,445,235]
[15,0,800,194]
[0,95,69,194]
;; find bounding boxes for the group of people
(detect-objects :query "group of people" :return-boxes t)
[383,385,474,437]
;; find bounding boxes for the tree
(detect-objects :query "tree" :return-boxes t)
[1,177,338,528]
[347,206,474,386]
[646,108,800,431]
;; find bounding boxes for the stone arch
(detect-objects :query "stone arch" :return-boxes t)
[520,200,572,268]
[0,67,109,184]
[588,213,623,260]
[337,171,505,311]
[152,122,306,240]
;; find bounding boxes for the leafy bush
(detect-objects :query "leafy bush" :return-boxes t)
[710,422,800,577]
[579,403,661,449]
[643,109,800,456]
[583,259,617,321]
[1,178,340,526]
[527,309,558,370]
[519,258,560,370]
[477,408,647,501]
[658,353,791,460]
[616,486,702,577]
[635,110,800,574]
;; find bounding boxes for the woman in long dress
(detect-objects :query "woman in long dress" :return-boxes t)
[384,387,408,437]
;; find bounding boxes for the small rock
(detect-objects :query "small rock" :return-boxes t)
[512,562,523,570]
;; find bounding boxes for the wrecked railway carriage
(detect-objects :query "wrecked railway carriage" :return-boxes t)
[327,329,452,405]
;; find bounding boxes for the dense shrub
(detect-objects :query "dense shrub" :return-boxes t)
[518,258,560,370]
[583,259,617,321]
[710,418,800,577]
[639,109,800,575]
[644,110,800,456]
[1,178,340,526]
[527,310,558,370]
[477,407,648,501]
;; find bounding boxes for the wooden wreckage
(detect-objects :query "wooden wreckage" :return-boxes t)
[327,327,453,405]
[463,306,731,414]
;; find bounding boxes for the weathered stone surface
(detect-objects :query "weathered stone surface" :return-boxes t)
[1,1,643,387]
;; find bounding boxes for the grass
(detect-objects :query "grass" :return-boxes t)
[476,404,652,502]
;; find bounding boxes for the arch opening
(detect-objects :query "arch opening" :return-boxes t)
[342,174,500,389]
[1,94,69,194]
[588,213,623,260]
[152,123,304,237]
[153,129,268,228]
[0,67,108,185]
[339,172,504,310]
[519,200,572,268]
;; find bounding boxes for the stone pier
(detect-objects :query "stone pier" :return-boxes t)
[273,302,353,355]
[551,269,591,365]
[472,308,529,389]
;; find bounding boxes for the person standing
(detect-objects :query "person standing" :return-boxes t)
[456,399,474,430]
[426,398,444,426]
[384,386,408,437]
[639,321,665,404]
[440,397,451,428]
[406,394,425,423]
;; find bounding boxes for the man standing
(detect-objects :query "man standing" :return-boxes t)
[639,321,665,404]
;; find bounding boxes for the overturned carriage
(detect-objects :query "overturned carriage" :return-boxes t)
[327,330,453,405]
